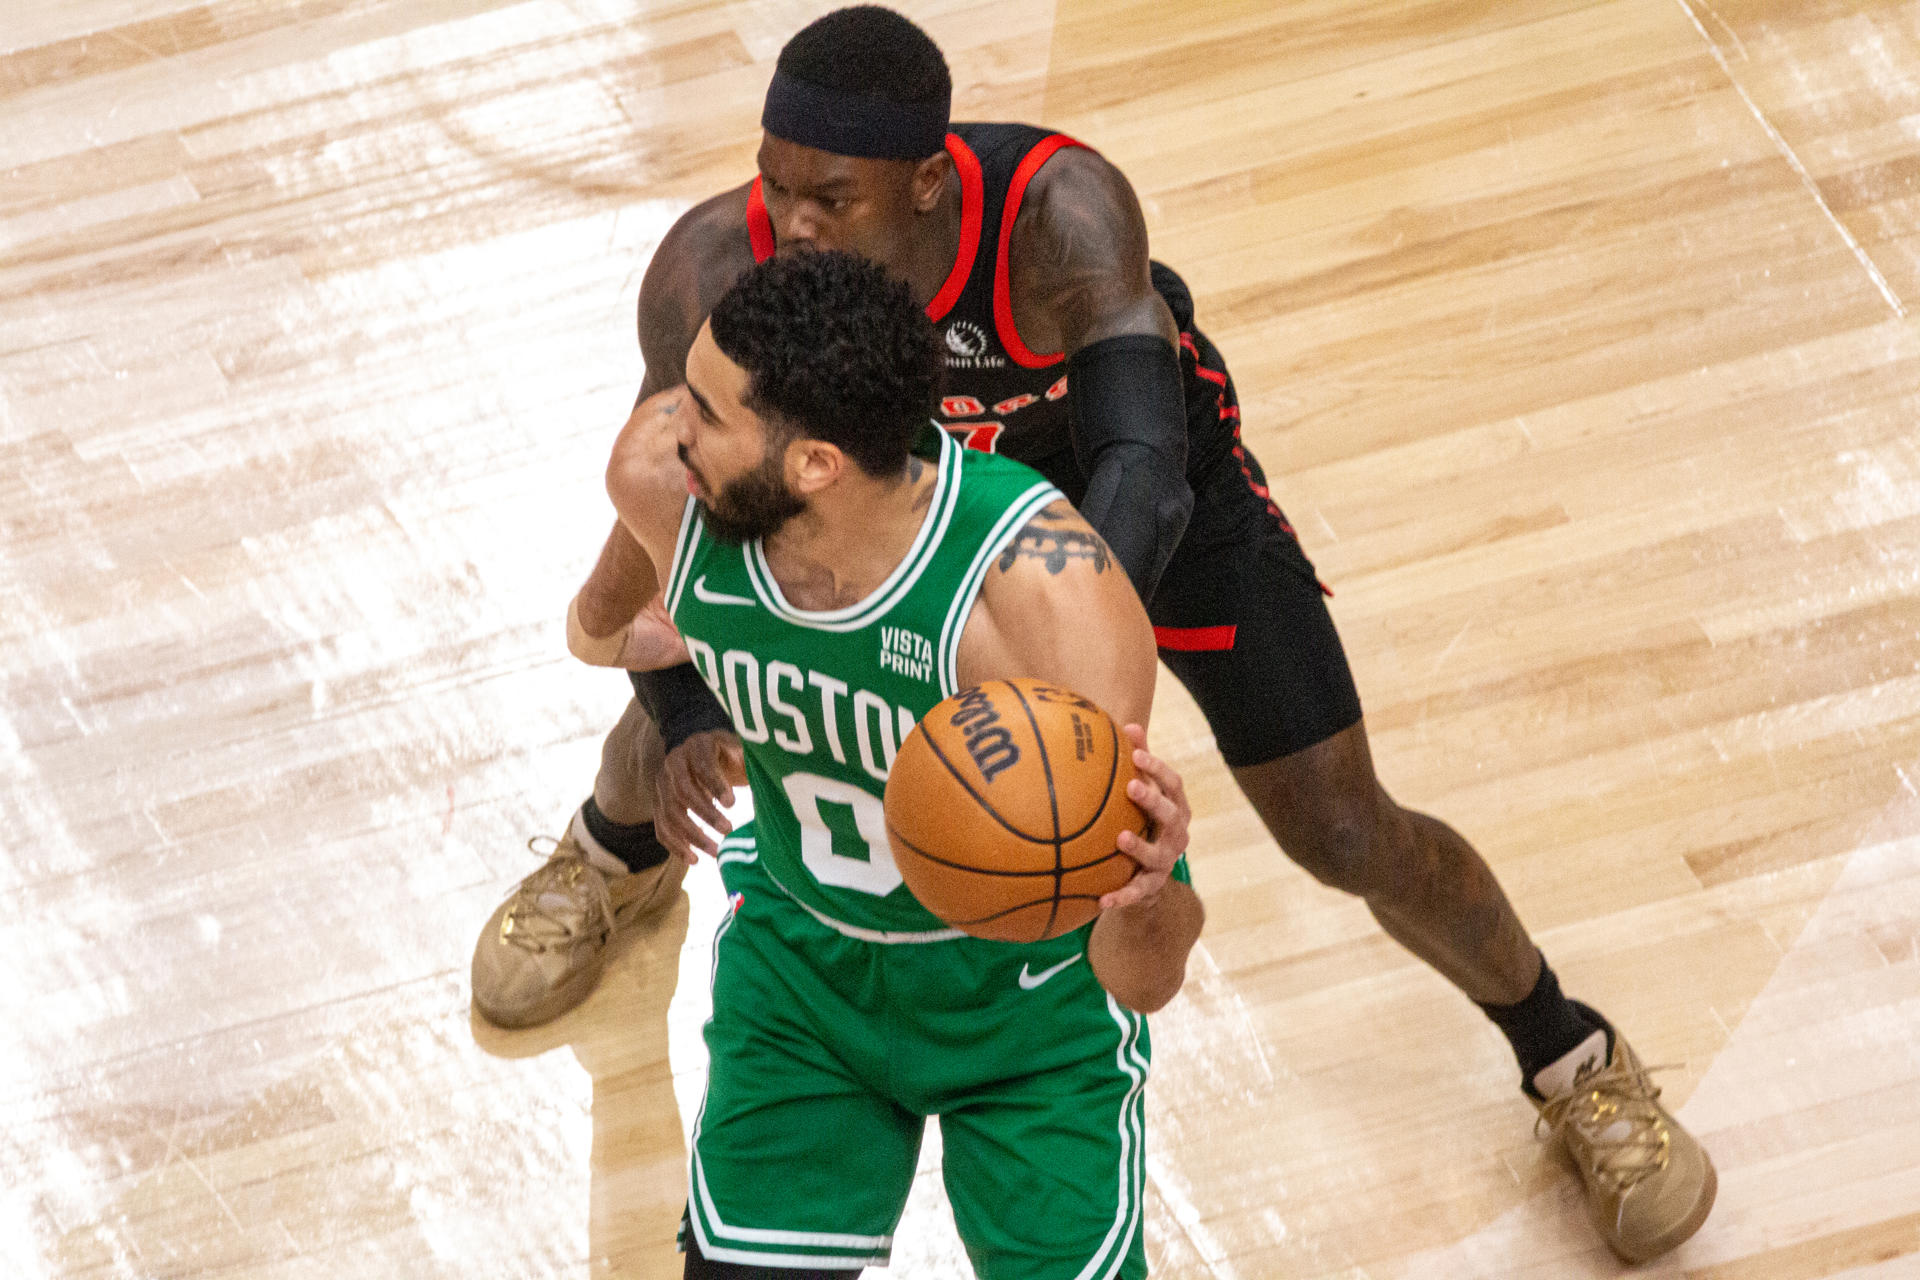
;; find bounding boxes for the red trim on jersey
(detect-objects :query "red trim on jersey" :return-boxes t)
[992,133,1084,369]
[926,134,985,323]
[1154,624,1238,652]
[746,177,775,263]
[1179,331,1333,599]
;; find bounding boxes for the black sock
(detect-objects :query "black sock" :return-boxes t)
[1477,956,1613,1096]
[580,795,669,873]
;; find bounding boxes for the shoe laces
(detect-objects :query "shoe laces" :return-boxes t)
[1535,1053,1675,1194]
[499,836,617,954]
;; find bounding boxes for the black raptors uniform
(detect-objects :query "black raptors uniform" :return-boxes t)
[747,122,1362,766]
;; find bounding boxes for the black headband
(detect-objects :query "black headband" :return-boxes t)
[761,69,949,160]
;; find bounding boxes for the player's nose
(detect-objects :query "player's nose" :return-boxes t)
[778,205,825,249]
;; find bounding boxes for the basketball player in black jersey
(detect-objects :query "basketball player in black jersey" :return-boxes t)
[473,6,1715,1268]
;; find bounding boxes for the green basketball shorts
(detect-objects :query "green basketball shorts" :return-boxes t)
[680,824,1152,1279]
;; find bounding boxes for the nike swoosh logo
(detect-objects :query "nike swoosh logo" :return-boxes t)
[692,575,756,607]
[1017,951,1083,990]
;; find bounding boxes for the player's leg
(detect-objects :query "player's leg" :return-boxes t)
[470,692,687,1027]
[921,938,1150,1280]
[683,842,921,1273]
[1152,314,1581,1041]
[1152,318,1714,1260]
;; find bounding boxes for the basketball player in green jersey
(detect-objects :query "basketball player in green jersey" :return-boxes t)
[476,6,1712,1265]
[573,249,1203,1277]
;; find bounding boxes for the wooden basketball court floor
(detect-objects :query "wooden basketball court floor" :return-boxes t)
[7,0,1920,1275]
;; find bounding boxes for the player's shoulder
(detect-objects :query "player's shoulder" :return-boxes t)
[982,498,1115,593]
[659,181,756,260]
[959,495,1154,709]
[1017,137,1137,225]
[639,182,759,310]
[636,181,761,380]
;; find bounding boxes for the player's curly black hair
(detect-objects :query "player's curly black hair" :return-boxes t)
[776,5,950,107]
[708,250,941,477]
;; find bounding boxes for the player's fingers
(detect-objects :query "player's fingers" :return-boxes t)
[690,747,735,799]
[1099,867,1170,913]
[674,765,732,834]
[1124,771,1182,837]
[669,737,732,804]
[1127,741,1186,805]
[652,805,711,863]
[1115,824,1179,874]
[681,731,746,790]
[677,804,723,858]
[658,760,728,851]
[718,738,748,787]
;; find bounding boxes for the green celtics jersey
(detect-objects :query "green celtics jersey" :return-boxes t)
[663,427,1063,940]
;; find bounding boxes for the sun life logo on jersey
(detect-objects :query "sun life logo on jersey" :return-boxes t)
[943,320,1005,369]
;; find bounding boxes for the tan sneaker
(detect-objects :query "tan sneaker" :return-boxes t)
[470,811,688,1029]
[1534,1032,1717,1263]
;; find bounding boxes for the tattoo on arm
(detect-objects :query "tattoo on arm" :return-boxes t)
[998,508,1112,575]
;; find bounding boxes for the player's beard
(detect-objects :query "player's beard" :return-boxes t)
[691,448,808,545]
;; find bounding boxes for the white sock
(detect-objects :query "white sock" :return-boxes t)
[1531,1028,1610,1098]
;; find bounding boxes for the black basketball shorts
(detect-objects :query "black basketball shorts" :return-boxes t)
[1145,322,1364,768]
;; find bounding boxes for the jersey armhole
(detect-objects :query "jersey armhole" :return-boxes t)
[934,479,1066,696]
[662,495,705,620]
[991,133,1085,369]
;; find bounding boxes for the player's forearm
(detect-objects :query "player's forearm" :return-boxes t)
[575,520,658,637]
[568,521,664,667]
[1078,449,1193,600]
[1088,880,1204,1014]
[1067,335,1193,600]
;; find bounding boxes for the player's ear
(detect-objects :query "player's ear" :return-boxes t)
[786,436,844,495]
[910,151,950,214]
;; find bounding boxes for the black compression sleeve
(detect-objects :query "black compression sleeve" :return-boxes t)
[628,662,733,753]
[1067,334,1193,600]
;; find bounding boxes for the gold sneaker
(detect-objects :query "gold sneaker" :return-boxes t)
[1534,1033,1717,1263]
[470,814,688,1029]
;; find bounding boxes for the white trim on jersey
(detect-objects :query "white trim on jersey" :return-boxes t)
[686,844,899,1268]
[663,493,704,618]
[1073,995,1150,1280]
[714,836,758,869]
[935,480,1065,696]
[741,426,964,632]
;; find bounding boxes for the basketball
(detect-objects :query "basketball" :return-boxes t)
[884,678,1146,943]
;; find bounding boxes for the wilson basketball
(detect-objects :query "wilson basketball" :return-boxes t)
[884,678,1146,943]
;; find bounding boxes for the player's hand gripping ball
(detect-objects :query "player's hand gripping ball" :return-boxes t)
[883,679,1146,942]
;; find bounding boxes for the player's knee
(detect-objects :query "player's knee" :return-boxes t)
[1281,800,1396,898]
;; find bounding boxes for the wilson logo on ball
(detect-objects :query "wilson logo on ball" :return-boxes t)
[947,685,1021,783]
[884,679,1145,943]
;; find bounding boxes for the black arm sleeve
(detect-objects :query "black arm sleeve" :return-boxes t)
[628,662,733,753]
[1067,333,1194,601]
